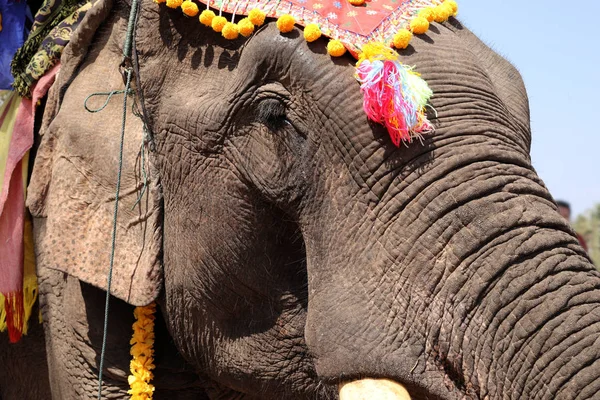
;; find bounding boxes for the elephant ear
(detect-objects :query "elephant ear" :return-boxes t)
[27,0,163,306]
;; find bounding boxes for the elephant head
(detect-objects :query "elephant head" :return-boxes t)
[26,0,600,398]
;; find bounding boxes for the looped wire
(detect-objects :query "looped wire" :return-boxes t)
[84,89,131,113]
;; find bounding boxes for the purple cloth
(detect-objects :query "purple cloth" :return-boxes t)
[0,0,29,90]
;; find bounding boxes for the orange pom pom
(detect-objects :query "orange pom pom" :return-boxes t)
[418,7,435,22]
[277,14,295,33]
[199,9,215,26]
[348,0,365,5]
[181,1,198,16]
[410,17,429,34]
[211,16,227,32]
[222,22,239,39]
[445,0,458,15]
[433,4,452,22]
[393,29,412,49]
[166,0,182,8]
[248,9,266,26]
[154,0,166,3]
[304,23,321,42]
[238,18,255,37]
[327,40,346,57]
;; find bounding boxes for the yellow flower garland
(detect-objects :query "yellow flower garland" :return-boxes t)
[128,303,156,400]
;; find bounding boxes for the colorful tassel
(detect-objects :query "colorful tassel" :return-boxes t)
[355,43,433,146]
[0,293,24,343]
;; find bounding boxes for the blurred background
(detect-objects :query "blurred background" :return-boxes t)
[459,0,600,265]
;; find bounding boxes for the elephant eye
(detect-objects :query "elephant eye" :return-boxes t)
[257,98,288,130]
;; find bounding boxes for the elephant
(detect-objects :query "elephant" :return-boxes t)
[16,0,600,398]
[0,305,51,399]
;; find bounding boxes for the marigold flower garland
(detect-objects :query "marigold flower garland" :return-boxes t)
[128,302,157,399]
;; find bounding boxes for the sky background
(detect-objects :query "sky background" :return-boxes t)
[457,0,599,218]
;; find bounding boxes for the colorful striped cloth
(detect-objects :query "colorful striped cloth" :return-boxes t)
[0,64,58,342]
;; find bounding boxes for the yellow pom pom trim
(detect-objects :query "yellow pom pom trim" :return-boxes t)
[348,0,365,5]
[358,42,398,63]
[410,17,429,34]
[277,14,295,33]
[211,16,227,32]
[238,18,255,37]
[153,0,166,3]
[127,303,156,400]
[433,4,452,22]
[327,40,346,57]
[180,0,198,16]
[393,29,412,49]
[248,8,266,26]
[199,9,215,26]
[445,0,458,15]
[418,7,435,22]
[304,23,321,42]
[165,0,182,9]
[222,22,239,39]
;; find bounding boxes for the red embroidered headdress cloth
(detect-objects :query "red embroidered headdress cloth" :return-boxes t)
[157,0,459,146]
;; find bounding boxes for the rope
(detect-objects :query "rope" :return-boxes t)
[84,90,130,113]
[122,0,140,63]
[90,0,141,397]
[95,67,132,400]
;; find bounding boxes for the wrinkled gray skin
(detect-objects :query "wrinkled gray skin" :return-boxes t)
[17,0,600,398]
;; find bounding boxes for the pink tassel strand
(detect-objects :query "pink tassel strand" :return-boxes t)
[356,53,433,147]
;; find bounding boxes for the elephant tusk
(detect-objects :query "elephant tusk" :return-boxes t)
[339,379,412,400]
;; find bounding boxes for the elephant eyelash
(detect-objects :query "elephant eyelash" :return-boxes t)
[256,98,289,130]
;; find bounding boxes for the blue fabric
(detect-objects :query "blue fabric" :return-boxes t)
[0,0,29,90]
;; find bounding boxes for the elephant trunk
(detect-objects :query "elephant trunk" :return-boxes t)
[301,152,600,398]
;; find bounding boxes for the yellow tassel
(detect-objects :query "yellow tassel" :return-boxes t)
[248,9,266,26]
[392,29,412,49]
[327,40,346,57]
[277,14,295,33]
[304,23,321,42]
[410,17,429,34]
[180,0,198,16]
[238,18,255,37]
[348,0,365,5]
[128,303,156,400]
[165,0,182,9]
[0,294,6,332]
[211,16,227,32]
[21,214,37,335]
[199,9,215,26]
[222,22,239,39]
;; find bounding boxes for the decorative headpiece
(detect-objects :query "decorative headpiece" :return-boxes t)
[156,0,458,146]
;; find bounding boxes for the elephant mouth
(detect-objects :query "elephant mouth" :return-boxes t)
[339,379,412,400]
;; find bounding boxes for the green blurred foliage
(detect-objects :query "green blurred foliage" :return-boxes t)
[574,203,600,268]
